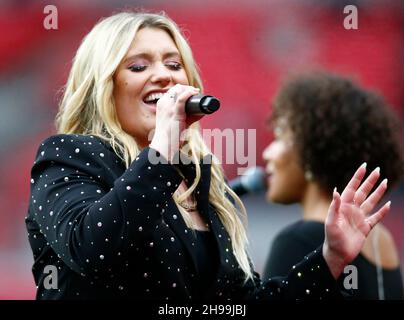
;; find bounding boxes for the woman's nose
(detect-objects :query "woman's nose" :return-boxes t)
[263,143,273,162]
[150,63,172,84]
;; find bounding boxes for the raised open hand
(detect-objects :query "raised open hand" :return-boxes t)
[322,163,391,279]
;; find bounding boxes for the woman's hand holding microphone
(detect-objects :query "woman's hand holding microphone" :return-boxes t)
[150,84,203,162]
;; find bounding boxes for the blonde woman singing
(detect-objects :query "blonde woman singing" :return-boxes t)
[26,11,391,300]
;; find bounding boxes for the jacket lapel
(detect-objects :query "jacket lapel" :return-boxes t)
[162,155,242,298]
[163,200,200,274]
[162,154,213,276]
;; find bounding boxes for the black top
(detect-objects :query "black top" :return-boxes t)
[193,230,219,295]
[26,134,346,300]
[263,220,404,300]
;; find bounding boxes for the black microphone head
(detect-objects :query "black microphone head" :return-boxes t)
[185,94,220,115]
[200,96,220,113]
[240,166,267,194]
[229,166,267,197]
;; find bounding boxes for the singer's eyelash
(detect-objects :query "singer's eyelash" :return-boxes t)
[129,65,147,72]
[128,61,182,73]
[165,62,182,71]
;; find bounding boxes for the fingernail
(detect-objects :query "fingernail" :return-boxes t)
[361,162,367,169]
[374,167,380,174]
[333,187,337,193]
[383,178,388,186]
[387,201,391,208]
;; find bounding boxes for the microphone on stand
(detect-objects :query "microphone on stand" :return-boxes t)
[228,166,267,197]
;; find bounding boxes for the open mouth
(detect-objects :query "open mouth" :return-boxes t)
[143,92,165,106]
[265,170,273,184]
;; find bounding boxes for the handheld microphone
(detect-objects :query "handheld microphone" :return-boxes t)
[185,94,220,115]
[228,166,267,197]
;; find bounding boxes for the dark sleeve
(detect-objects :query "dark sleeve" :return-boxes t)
[387,268,404,300]
[263,230,321,279]
[30,134,182,277]
[242,245,344,300]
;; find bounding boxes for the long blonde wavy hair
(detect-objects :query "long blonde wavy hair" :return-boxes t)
[56,11,253,281]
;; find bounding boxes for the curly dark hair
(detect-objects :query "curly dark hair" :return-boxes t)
[270,72,404,194]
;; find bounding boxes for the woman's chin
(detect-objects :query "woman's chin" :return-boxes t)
[266,190,290,204]
[266,190,277,203]
[142,101,157,113]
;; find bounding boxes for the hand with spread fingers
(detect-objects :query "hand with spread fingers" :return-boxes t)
[323,163,391,279]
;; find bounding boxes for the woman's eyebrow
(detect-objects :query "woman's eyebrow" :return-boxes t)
[163,51,181,59]
[123,53,151,64]
[123,51,181,63]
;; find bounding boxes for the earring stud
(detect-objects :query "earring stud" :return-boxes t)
[305,170,313,181]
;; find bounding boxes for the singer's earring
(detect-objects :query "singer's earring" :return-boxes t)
[304,170,313,181]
